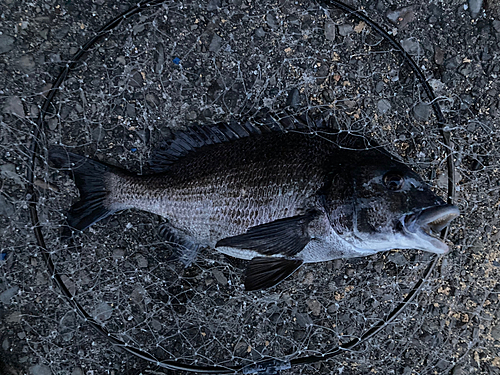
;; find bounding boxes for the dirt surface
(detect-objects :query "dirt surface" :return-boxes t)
[1,0,500,374]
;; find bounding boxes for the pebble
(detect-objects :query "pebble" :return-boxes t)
[211,269,227,286]
[286,88,300,108]
[0,286,19,304]
[377,98,392,114]
[93,302,113,321]
[29,364,52,375]
[434,46,444,65]
[254,27,265,38]
[59,312,77,341]
[338,24,353,36]
[306,299,321,316]
[413,102,431,121]
[209,34,222,52]
[3,96,25,118]
[265,12,279,30]
[71,368,84,375]
[468,0,483,18]
[2,337,9,351]
[401,37,422,55]
[0,35,15,54]
[324,21,335,41]
[386,6,415,28]
[387,252,407,266]
[207,0,221,11]
[0,194,15,218]
[18,55,35,72]
[135,254,148,268]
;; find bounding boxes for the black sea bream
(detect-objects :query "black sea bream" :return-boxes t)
[49,115,459,290]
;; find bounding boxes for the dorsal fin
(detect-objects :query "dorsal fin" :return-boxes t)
[148,112,334,173]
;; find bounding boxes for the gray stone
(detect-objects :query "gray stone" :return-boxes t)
[59,312,77,341]
[71,368,84,375]
[413,102,431,121]
[212,269,227,286]
[286,88,300,108]
[386,6,415,28]
[468,0,483,18]
[387,252,407,266]
[29,364,52,375]
[207,0,221,11]
[1,162,24,188]
[401,37,422,55]
[0,194,15,218]
[0,35,15,54]
[3,96,25,118]
[324,21,335,41]
[338,24,353,36]
[265,12,279,30]
[209,34,222,52]
[18,55,35,72]
[254,27,265,38]
[93,302,113,321]
[377,98,392,114]
[0,286,19,304]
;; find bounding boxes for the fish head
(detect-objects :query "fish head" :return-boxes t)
[325,149,459,256]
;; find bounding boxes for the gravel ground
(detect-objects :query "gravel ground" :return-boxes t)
[1,0,500,374]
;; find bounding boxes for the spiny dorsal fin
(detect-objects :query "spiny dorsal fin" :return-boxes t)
[147,112,332,173]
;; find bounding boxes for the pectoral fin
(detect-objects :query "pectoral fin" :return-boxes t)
[244,257,303,291]
[216,211,318,257]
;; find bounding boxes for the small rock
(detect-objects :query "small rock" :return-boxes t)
[295,312,313,327]
[306,299,322,316]
[324,21,335,41]
[29,364,52,375]
[434,46,444,65]
[71,368,84,375]
[18,55,35,72]
[112,249,125,261]
[3,96,25,118]
[0,286,19,304]
[135,254,148,268]
[209,34,222,52]
[59,312,77,341]
[6,311,21,323]
[338,24,353,36]
[286,88,300,108]
[129,70,144,88]
[0,194,16,218]
[386,6,415,28]
[468,0,483,18]
[53,26,70,40]
[93,302,113,322]
[2,337,10,351]
[207,0,221,11]
[387,252,407,266]
[413,102,431,121]
[265,12,279,30]
[0,35,15,54]
[254,27,266,38]
[212,269,227,286]
[377,98,392,115]
[401,37,422,55]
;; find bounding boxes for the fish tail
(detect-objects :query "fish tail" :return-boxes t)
[49,146,119,231]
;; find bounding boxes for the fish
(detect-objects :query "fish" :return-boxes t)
[48,114,459,291]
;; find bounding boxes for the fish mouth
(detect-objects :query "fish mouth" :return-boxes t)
[402,204,460,254]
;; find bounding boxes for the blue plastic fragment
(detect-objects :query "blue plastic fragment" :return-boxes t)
[130,147,137,153]
[0,253,6,261]
[173,57,181,65]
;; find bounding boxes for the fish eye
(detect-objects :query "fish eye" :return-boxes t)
[383,172,404,191]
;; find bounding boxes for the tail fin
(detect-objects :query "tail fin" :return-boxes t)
[49,146,117,231]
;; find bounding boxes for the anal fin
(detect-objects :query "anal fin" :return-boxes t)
[244,257,303,291]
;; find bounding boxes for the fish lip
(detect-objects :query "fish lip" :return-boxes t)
[402,204,460,254]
